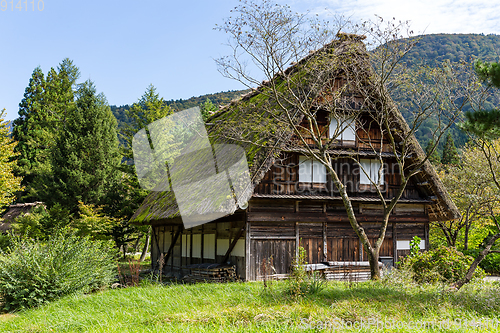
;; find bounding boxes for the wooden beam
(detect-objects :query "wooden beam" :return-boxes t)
[164,226,183,265]
[221,227,245,264]
[245,220,251,281]
[151,226,162,270]
[295,222,300,260]
[247,211,429,223]
[323,222,328,262]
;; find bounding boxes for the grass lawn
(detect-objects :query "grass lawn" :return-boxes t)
[0,279,499,332]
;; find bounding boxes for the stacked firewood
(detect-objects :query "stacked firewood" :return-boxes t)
[182,264,237,283]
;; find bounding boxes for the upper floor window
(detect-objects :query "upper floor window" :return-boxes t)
[298,156,327,183]
[329,116,356,141]
[359,158,384,185]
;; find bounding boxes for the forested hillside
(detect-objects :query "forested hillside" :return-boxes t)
[109,34,500,151]
[404,33,500,66]
[398,33,500,148]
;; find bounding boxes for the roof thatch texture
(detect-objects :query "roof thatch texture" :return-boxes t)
[130,33,459,224]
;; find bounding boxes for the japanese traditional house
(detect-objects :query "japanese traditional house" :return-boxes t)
[130,33,459,281]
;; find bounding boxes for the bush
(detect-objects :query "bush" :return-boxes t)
[0,233,117,311]
[400,246,485,284]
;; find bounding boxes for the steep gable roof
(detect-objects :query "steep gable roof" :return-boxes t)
[130,33,460,224]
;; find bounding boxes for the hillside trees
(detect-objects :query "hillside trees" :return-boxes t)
[215,0,481,279]
[441,133,460,165]
[0,109,23,208]
[425,139,441,165]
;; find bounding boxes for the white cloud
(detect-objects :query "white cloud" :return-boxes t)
[287,0,500,35]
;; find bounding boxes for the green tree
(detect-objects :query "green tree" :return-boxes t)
[441,133,460,165]
[116,84,174,259]
[461,60,500,139]
[12,67,50,201]
[46,80,121,211]
[0,109,23,208]
[200,98,218,121]
[12,60,80,202]
[45,58,79,124]
[425,139,441,165]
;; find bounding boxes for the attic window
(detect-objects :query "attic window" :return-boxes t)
[329,116,356,141]
[359,159,384,185]
[298,156,327,183]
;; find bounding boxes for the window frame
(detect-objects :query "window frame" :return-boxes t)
[298,156,327,184]
[329,116,356,142]
[359,158,384,186]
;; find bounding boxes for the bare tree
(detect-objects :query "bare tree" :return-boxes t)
[214,0,478,279]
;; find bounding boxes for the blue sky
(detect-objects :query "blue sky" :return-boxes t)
[1,0,500,121]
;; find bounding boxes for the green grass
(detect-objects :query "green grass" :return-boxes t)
[0,279,499,332]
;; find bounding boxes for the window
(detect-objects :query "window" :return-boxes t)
[298,156,327,183]
[359,159,384,185]
[329,116,356,141]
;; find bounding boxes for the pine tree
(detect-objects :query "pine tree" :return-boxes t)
[441,133,460,165]
[200,98,218,121]
[425,139,441,165]
[0,109,23,208]
[462,60,500,139]
[12,60,80,202]
[47,80,121,211]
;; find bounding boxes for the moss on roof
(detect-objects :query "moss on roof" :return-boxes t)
[130,33,459,225]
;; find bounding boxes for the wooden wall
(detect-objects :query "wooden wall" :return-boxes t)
[151,199,430,281]
[151,217,246,279]
[255,154,426,201]
[246,199,429,280]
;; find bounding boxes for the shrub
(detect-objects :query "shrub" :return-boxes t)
[0,233,117,311]
[400,246,485,284]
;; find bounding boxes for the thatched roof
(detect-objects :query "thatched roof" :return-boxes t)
[130,33,459,225]
[0,202,45,233]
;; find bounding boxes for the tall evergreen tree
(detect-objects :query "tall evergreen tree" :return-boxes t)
[441,133,460,165]
[46,80,120,211]
[45,58,79,125]
[12,60,80,202]
[0,109,23,208]
[12,67,48,201]
[425,139,441,165]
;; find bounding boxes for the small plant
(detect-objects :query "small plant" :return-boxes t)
[0,233,117,311]
[409,236,421,257]
[287,246,326,297]
[260,256,275,289]
[117,259,141,287]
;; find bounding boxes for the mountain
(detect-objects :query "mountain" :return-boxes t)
[404,33,500,66]
[110,34,500,151]
[398,33,500,148]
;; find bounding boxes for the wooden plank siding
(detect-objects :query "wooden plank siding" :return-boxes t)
[151,199,429,281]
[254,154,427,201]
